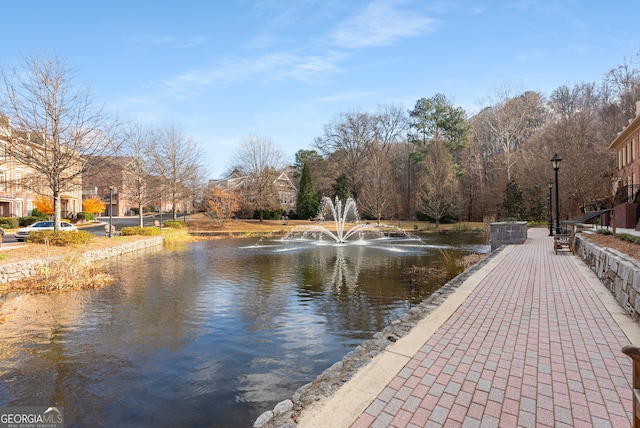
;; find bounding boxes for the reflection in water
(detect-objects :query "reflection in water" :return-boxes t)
[0,233,487,427]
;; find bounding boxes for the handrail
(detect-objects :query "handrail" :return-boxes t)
[622,345,640,427]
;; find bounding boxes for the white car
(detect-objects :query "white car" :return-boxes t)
[15,221,78,242]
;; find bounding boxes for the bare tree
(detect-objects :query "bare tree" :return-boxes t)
[232,135,286,221]
[119,122,156,227]
[360,105,407,222]
[0,52,118,230]
[417,139,459,228]
[473,86,547,181]
[314,111,375,200]
[360,142,393,223]
[152,125,205,221]
[388,141,417,219]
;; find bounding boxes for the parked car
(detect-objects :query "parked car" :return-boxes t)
[15,221,78,242]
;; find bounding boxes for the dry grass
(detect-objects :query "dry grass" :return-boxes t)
[0,235,155,295]
[0,253,115,294]
[185,213,486,234]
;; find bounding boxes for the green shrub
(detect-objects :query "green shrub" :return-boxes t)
[121,226,162,236]
[18,216,42,227]
[76,212,95,221]
[27,230,94,246]
[30,208,48,220]
[596,228,613,235]
[253,208,285,220]
[163,220,185,229]
[618,233,640,244]
[0,217,19,229]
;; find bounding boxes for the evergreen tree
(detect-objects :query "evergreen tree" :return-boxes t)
[296,162,320,219]
[503,180,524,220]
[332,173,352,204]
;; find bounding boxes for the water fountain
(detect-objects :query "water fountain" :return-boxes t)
[284,196,401,243]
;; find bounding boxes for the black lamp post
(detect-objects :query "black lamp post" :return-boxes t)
[551,154,562,234]
[548,179,553,236]
[109,186,115,238]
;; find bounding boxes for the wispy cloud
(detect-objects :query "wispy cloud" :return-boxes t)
[329,0,436,49]
[157,52,343,95]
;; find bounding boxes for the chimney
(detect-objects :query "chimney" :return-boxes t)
[636,101,640,117]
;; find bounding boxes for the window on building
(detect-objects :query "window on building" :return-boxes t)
[0,170,7,192]
[15,170,22,192]
[620,151,623,170]
[625,144,629,165]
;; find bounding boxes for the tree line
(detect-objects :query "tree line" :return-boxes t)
[265,57,640,226]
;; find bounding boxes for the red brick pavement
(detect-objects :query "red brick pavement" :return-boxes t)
[351,228,635,427]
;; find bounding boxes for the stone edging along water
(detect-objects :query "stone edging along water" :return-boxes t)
[0,236,164,284]
[253,246,506,428]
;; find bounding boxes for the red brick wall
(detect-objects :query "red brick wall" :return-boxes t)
[615,203,638,228]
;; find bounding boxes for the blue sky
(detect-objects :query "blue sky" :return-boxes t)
[2,1,638,179]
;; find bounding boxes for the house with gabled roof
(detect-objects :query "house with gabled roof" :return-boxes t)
[208,169,298,215]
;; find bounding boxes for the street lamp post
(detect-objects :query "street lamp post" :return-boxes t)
[109,186,114,238]
[547,179,553,236]
[551,154,562,234]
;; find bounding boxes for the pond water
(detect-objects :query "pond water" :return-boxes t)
[0,232,488,427]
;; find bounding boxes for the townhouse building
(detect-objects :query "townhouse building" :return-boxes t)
[610,102,640,229]
[0,116,82,218]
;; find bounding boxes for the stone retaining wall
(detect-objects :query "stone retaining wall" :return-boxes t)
[575,234,640,318]
[0,236,164,284]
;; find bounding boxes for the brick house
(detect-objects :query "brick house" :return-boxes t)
[83,156,181,217]
[208,169,298,215]
[609,102,640,228]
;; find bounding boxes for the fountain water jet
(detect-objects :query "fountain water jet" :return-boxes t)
[283,197,399,243]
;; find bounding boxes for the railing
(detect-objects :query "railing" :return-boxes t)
[616,185,640,204]
[622,345,640,428]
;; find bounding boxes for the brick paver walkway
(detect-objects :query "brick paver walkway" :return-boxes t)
[351,228,635,427]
